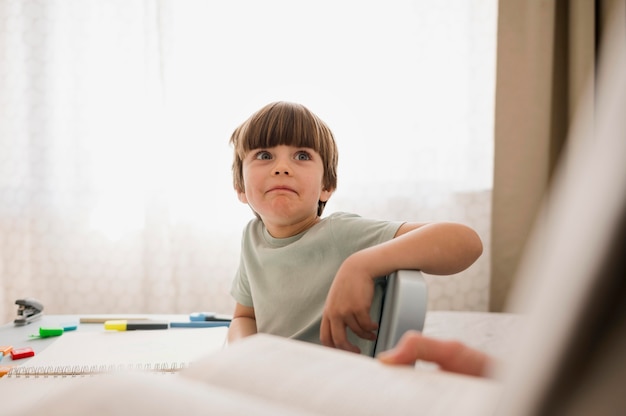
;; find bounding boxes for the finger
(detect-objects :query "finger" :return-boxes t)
[377,331,489,376]
[330,317,360,354]
[346,312,377,341]
[377,330,428,365]
[353,310,378,338]
[343,314,375,342]
[320,315,335,348]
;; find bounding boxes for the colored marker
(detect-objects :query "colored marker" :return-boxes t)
[170,321,230,328]
[37,327,64,338]
[62,323,78,331]
[104,320,169,331]
[189,312,232,322]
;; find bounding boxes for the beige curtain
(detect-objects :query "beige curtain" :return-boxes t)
[491,0,598,311]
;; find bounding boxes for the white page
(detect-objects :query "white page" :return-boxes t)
[1,372,320,416]
[183,334,501,416]
[10,327,227,374]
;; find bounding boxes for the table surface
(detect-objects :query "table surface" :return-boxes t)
[1,310,523,370]
[0,313,191,367]
[422,310,524,360]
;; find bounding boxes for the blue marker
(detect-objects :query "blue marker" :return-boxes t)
[189,312,232,322]
[62,323,78,331]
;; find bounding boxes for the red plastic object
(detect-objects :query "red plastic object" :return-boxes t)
[10,347,35,360]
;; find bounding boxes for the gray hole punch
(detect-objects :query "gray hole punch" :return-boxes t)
[373,270,428,356]
[14,298,44,326]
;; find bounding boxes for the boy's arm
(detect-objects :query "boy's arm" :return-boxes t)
[227,303,257,344]
[321,222,483,353]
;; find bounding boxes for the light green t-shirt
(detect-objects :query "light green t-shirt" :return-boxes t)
[230,211,403,356]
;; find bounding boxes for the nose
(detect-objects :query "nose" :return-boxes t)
[272,158,291,176]
[273,168,290,175]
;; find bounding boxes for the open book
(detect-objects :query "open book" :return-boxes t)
[3,333,501,416]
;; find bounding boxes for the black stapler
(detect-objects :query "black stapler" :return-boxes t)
[14,298,44,326]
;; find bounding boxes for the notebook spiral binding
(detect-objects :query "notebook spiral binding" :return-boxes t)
[5,362,188,378]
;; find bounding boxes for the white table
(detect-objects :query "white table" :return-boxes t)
[423,310,523,360]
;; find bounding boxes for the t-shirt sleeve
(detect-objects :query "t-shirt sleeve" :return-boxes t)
[328,212,403,258]
[230,227,254,307]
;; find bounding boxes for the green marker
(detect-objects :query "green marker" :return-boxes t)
[31,327,64,338]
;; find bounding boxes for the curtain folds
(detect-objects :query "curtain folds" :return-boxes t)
[491,0,598,311]
[0,0,497,323]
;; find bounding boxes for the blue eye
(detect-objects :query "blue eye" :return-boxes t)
[254,151,272,160]
[295,151,312,161]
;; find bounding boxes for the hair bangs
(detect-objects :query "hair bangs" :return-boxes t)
[238,102,328,156]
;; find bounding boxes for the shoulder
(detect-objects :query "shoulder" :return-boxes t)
[316,212,402,255]
[323,211,362,223]
[321,211,365,233]
[239,218,267,248]
[323,211,403,240]
[242,218,264,235]
[324,211,399,228]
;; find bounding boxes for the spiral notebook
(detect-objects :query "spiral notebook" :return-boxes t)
[4,327,228,378]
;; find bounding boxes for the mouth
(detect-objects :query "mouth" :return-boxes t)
[267,186,297,194]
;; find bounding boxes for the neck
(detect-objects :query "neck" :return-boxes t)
[264,216,320,239]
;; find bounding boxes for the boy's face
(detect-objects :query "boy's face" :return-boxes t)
[238,145,333,237]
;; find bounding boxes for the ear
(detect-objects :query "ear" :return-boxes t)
[320,188,334,203]
[237,191,248,204]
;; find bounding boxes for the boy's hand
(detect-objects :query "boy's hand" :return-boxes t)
[320,257,379,354]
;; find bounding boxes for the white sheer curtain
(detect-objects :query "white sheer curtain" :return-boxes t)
[0,0,496,323]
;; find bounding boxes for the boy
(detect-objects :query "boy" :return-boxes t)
[228,101,483,355]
